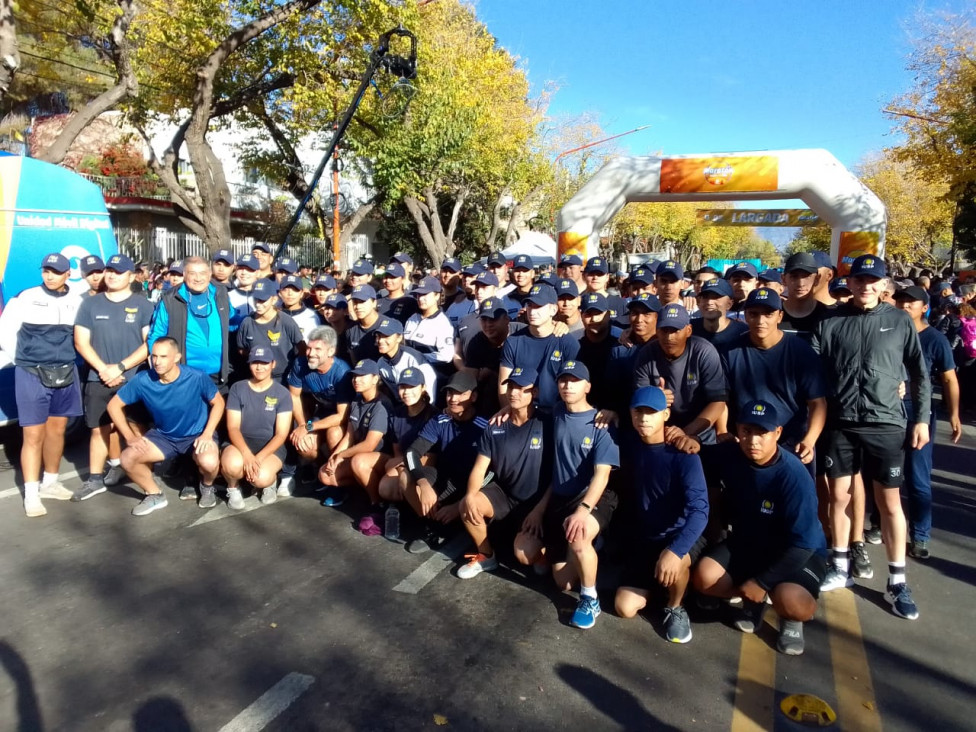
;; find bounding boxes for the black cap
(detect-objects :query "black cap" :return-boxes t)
[444,371,477,393]
[893,285,930,305]
[784,252,819,275]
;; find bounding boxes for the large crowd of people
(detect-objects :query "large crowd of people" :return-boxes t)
[2,243,973,654]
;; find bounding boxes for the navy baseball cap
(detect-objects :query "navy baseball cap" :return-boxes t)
[236,254,259,270]
[744,287,783,311]
[504,366,538,388]
[849,254,887,279]
[629,267,654,285]
[375,317,404,336]
[412,275,443,295]
[758,269,782,285]
[444,371,477,393]
[41,252,71,273]
[893,285,930,305]
[479,297,509,319]
[350,284,377,301]
[656,259,684,281]
[557,359,590,381]
[658,303,691,329]
[280,274,303,290]
[558,254,583,267]
[313,275,337,290]
[512,254,534,271]
[738,400,781,432]
[524,284,557,307]
[584,257,609,274]
[699,278,734,298]
[812,251,834,270]
[581,292,609,312]
[462,262,485,276]
[275,257,298,274]
[383,262,406,279]
[251,242,272,254]
[213,249,235,265]
[631,386,668,412]
[391,251,413,265]
[80,255,105,275]
[251,279,278,300]
[474,271,499,287]
[726,261,758,279]
[397,367,425,388]
[556,279,580,298]
[628,293,662,312]
[440,257,462,273]
[487,251,507,266]
[106,254,134,273]
[248,347,274,364]
[784,252,818,274]
[351,258,374,276]
[351,358,380,376]
[829,277,851,294]
[168,260,184,275]
[324,293,348,308]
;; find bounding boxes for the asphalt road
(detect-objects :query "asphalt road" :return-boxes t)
[0,419,974,731]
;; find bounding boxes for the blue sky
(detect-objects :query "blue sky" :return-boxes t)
[474,0,969,170]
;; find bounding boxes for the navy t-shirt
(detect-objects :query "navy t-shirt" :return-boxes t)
[75,293,154,381]
[286,356,353,417]
[551,404,619,498]
[342,317,382,362]
[379,295,419,324]
[576,333,618,410]
[779,301,832,343]
[391,402,437,451]
[348,395,392,452]
[722,332,827,444]
[630,440,709,557]
[634,336,728,431]
[227,380,293,445]
[117,365,216,439]
[237,312,304,378]
[478,415,551,501]
[691,318,749,354]
[412,413,490,489]
[501,329,580,413]
[904,326,955,421]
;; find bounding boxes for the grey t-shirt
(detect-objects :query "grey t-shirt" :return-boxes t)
[349,395,393,453]
[75,293,154,381]
[226,380,293,445]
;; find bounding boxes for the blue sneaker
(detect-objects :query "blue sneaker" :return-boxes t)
[321,487,347,508]
[886,582,919,620]
[570,595,601,629]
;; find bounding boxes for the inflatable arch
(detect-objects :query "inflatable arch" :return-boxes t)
[556,149,886,275]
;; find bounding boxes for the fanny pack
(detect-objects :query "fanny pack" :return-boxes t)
[28,363,75,388]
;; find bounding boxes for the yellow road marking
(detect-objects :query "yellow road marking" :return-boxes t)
[823,590,882,731]
[730,612,778,732]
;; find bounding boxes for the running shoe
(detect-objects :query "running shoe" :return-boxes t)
[733,600,767,633]
[179,485,197,501]
[406,528,442,554]
[777,620,805,655]
[662,606,692,643]
[886,582,919,620]
[909,540,930,560]
[820,566,854,592]
[277,475,295,497]
[71,479,106,502]
[227,488,245,510]
[103,464,126,487]
[320,487,347,508]
[39,481,73,501]
[570,595,601,629]
[132,493,168,516]
[198,484,217,509]
[851,542,874,579]
[864,526,882,545]
[457,553,499,579]
[260,485,277,505]
[24,493,46,518]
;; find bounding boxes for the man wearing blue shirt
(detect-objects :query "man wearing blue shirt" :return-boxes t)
[690,401,828,656]
[615,386,708,644]
[108,337,225,516]
[514,360,619,630]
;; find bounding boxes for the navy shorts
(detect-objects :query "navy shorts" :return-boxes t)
[15,365,83,427]
[144,429,211,461]
[705,541,827,599]
[619,534,708,591]
[543,489,619,565]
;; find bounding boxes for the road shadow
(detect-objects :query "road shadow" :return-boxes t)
[0,640,44,732]
[556,663,683,730]
[132,696,194,732]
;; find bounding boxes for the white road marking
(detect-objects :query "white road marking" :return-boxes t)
[189,494,289,527]
[218,672,315,732]
[0,469,81,499]
[392,533,469,594]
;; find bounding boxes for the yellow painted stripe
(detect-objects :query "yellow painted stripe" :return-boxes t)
[730,612,778,731]
[823,590,882,731]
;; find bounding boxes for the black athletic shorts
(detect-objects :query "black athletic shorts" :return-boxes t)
[83,380,151,429]
[822,422,905,488]
[705,541,827,599]
[481,481,521,522]
[619,534,708,591]
[414,465,465,506]
[543,489,619,565]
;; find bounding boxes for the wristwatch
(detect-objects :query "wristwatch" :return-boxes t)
[117,361,126,371]
[305,419,315,432]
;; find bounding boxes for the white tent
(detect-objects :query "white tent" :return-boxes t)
[501,231,557,266]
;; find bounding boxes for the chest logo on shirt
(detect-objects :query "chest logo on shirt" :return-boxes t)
[266,329,281,346]
[530,436,541,450]
[581,435,593,450]
[551,350,562,362]
[264,396,278,412]
[687,372,697,384]
[124,307,139,323]
[760,499,774,515]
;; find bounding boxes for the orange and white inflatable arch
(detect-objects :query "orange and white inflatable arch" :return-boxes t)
[555,149,886,275]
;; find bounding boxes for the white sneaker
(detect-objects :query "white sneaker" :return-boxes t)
[227,488,245,510]
[277,475,294,497]
[39,481,73,501]
[260,485,277,504]
[457,553,499,579]
[820,566,854,592]
[24,494,47,517]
